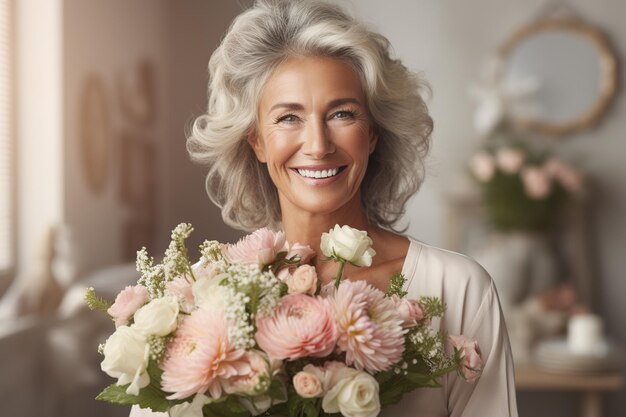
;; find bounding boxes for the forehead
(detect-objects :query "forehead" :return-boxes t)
[259,56,365,111]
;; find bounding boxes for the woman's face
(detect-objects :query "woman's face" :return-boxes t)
[250,56,377,218]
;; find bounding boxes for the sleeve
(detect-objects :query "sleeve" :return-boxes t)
[447,278,519,417]
[129,405,167,417]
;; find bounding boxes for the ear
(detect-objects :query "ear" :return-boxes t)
[247,127,267,163]
[368,125,378,155]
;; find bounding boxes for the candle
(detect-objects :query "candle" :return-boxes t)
[567,314,604,355]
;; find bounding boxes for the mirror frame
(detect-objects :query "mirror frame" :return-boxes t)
[499,19,617,137]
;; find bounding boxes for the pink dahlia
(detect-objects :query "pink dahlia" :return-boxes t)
[225,228,287,267]
[160,309,250,400]
[256,294,337,360]
[332,280,405,372]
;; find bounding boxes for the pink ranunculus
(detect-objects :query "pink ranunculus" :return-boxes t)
[392,296,425,329]
[225,228,288,267]
[192,260,218,281]
[521,166,552,199]
[287,242,315,264]
[256,294,337,361]
[293,371,323,398]
[450,335,483,383]
[222,350,270,396]
[286,265,318,295]
[496,148,525,174]
[332,280,405,373]
[161,309,251,400]
[470,151,496,182]
[545,158,583,193]
[107,285,149,327]
[166,276,195,314]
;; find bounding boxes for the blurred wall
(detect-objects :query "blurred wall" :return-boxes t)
[63,0,170,273]
[342,1,625,416]
[62,0,246,276]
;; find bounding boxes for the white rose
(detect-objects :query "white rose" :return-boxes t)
[133,296,179,337]
[322,370,380,417]
[169,394,208,417]
[320,225,376,267]
[286,265,318,295]
[192,273,229,311]
[100,326,150,396]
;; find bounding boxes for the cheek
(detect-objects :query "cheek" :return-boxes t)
[263,130,300,168]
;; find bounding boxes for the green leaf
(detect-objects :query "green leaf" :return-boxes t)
[386,273,408,298]
[96,383,171,412]
[84,287,113,316]
[203,396,250,417]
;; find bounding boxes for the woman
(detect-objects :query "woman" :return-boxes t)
[131,0,517,416]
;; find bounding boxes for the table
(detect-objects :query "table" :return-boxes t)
[515,364,624,417]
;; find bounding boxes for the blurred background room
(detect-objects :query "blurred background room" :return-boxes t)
[0,0,624,416]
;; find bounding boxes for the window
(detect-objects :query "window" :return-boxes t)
[0,0,13,275]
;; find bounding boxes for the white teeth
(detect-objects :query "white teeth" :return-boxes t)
[297,168,339,179]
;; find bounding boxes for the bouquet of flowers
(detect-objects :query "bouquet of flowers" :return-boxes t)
[469,144,583,232]
[87,224,483,417]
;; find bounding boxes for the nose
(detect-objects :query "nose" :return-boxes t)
[301,118,335,159]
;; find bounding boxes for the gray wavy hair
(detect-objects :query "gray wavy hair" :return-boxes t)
[187,0,433,231]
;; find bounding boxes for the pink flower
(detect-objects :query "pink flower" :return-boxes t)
[166,276,195,313]
[293,371,323,398]
[521,166,552,199]
[302,362,357,395]
[450,335,483,383]
[222,350,271,396]
[332,280,405,372]
[545,158,583,193]
[161,309,251,400]
[225,228,287,267]
[107,285,149,327]
[256,294,337,361]
[287,242,315,264]
[391,296,425,329]
[286,265,318,295]
[470,151,496,182]
[496,148,525,174]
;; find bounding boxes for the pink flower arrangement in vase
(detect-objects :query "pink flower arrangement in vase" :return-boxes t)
[86,223,482,417]
[469,143,583,232]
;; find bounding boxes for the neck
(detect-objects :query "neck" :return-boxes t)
[279,194,373,259]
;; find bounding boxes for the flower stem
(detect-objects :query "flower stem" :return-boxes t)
[334,260,346,288]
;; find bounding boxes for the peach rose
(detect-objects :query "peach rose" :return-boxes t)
[450,335,483,383]
[496,148,525,174]
[286,265,318,295]
[293,371,323,398]
[521,166,552,199]
[107,285,149,327]
[287,242,315,264]
[470,151,496,182]
[392,296,425,328]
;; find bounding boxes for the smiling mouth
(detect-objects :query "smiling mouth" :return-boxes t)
[293,166,347,179]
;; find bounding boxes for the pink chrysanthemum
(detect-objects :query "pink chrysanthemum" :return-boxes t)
[256,294,337,361]
[160,309,250,400]
[332,280,405,372]
[225,228,287,267]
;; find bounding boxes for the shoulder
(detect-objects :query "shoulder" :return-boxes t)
[402,238,497,333]
[404,237,493,294]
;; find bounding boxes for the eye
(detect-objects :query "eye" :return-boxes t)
[332,109,356,120]
[274,113,300,124]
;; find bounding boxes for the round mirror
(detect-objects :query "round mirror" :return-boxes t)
[499,19,617,136]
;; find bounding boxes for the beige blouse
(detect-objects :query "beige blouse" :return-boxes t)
[130,238,518,417]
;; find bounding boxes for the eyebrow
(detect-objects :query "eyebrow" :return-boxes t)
[267,97,362,115]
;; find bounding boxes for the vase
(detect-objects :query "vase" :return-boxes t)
[469,231,559,312]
